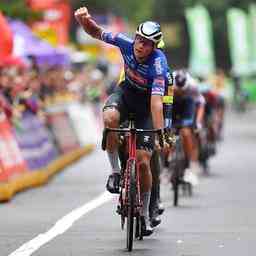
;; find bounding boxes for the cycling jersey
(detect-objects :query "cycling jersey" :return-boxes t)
[101,31,169,97]
[116,65,173,129]
[172,72,205,106]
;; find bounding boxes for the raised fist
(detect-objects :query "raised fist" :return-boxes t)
[74,7,91,24]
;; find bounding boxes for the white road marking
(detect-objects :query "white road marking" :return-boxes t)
[9,191,114,256]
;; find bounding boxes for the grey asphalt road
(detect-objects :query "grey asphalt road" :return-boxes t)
[1,107,256,256]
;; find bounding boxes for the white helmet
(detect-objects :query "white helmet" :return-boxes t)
[173,70,190,90]
[136,21,163,44]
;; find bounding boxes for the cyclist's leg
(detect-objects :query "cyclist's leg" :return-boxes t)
[103,87,127,193]
[149,150,162,227]
[216,94,225,140]
[136,149,154,235]
[149,151,160,215]
[136,115,155,235]
[179,97,200,185]
[175,97,197,162]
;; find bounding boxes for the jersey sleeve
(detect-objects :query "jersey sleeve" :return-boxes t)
[188,79,206,106]
[151,56,167,96]
[101,31,132,51]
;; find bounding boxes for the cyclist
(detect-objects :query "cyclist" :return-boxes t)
[149,39,173,227]
[172,70,205,186]
[75,7,170,236]
[117,39,172,228]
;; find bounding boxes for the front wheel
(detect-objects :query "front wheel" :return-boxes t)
[126,160,136,251]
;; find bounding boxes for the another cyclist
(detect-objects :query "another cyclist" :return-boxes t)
[75,7,170,236]
[172,70,205,186]
[149,39,173,227]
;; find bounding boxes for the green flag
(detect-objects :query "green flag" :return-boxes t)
[249,4,256,72]
[185,5,215,77]
[227,8,251,76]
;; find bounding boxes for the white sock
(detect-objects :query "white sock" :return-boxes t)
[107,150,121,174]
[142,191,151,221]
[190,161,199,173]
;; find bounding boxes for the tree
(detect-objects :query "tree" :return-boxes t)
[0,0,41,22]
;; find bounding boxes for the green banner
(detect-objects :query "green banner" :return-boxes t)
[227,8,251,76]
[249,4,256,72]
[185,5,215,77]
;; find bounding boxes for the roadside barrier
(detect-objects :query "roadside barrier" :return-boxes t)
[0,102,99,202]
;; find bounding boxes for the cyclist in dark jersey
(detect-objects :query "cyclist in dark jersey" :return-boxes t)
[75,7,170,236]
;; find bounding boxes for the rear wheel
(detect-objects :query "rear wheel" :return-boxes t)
[126,160,136,251]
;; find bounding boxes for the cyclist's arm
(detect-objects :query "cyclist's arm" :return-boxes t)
[150,56,169,130]
[196,104,205,125]
[189,79,206,125]
[74,7,104,40]
[151,76,165,130]
[151,95,164,130]
[163,69,174,129]
[75,7,132,48]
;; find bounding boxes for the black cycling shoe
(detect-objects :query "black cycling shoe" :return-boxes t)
[150,216,161,228]
[106,173,120,194]
[141,216,154,236]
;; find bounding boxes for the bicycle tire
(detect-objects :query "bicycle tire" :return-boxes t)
[172,139,182,207]
[126,160,136,251]
[173,170,179,207]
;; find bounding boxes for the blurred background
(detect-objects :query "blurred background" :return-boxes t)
[1,0,256,103]
[0,0,255,198]
[1,2,256,255]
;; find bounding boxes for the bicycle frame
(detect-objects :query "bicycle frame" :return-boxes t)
[124,119,142,216]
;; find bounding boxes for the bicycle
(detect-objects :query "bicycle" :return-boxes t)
[167,127,192,206]
[102,114,163,251]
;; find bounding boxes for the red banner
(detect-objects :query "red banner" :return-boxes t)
[0,114,27,183]
[0,12,13,59]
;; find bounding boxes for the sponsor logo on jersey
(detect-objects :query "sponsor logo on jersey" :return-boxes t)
[125,65,148,85]
[154,57,163,75]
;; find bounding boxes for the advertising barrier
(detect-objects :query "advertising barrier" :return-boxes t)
[67,103,101,146]
[0,102,97,201]
[46,107,80,154]
[14,111,58,170]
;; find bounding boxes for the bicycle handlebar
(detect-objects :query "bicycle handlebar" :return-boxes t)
[101,127,164,151]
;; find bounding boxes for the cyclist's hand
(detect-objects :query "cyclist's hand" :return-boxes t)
[162,140,170,155]
[164,129,176,147]
[155,136,170,153]
[74,7,91,24]
[195,122,203,133]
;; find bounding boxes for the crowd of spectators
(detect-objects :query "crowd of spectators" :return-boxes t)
[0,55,115,126]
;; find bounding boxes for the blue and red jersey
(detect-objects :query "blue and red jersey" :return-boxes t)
[101,31,169,97]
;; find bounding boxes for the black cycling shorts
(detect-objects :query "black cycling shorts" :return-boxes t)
[103,83,154,151]
[172,96,196,127]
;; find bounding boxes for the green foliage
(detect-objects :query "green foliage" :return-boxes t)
[72,0,154,23]
[0,0,42,22]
